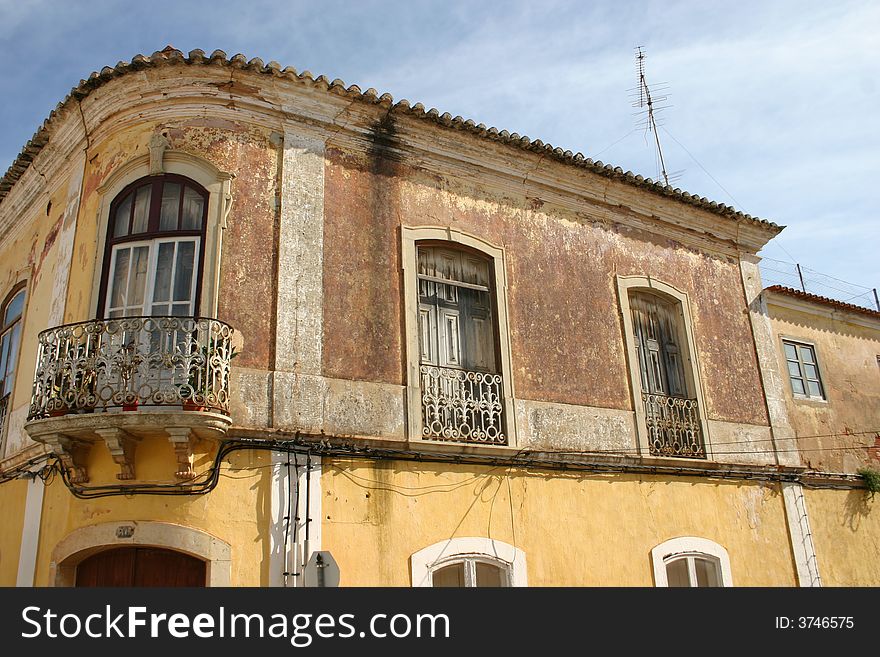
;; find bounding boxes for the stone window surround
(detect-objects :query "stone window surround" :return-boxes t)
[49,520,232,587]
[410,537,528,587]
[401,226,517,445]
[89,148,233,320]
[616,275,711,459]
[0,279,29,457]
[650,536,733,587]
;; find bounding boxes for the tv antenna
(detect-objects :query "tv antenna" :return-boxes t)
[632,47,673,186]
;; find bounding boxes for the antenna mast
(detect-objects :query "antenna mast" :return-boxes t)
[634,47,671,186]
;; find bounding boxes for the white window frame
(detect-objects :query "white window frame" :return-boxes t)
[781,338,826,402]
[402,227,517,445]
[410,537,527,587]
[651,536,733,587]
[616,276,711,458]
[105,237,201,318]
[0,284,28,457]
[91,150,233,320]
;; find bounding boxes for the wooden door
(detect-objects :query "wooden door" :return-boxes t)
[75,547,206,587]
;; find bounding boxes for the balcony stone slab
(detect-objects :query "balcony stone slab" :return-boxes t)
[24,410,231,482]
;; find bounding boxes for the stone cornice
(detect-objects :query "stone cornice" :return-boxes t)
[2,47,782,254]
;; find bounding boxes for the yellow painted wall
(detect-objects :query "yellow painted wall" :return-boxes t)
[0,478,29,584]
[768,304,880,472]
[32,443,273,586]
[0,168,79,455]
[321,459,798,586]
[804,488,880,586]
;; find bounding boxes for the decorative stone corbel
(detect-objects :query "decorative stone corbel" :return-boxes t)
[166,427,195,480]
[94,428,140,480]
[44,434,92,484]
[149,133,170,175]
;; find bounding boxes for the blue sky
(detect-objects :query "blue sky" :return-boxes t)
[2,0,877,306]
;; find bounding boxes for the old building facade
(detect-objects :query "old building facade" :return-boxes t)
[0,48,876,587]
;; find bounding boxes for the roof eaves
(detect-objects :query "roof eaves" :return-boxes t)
[0,47,781,234]
[764,285,880,320]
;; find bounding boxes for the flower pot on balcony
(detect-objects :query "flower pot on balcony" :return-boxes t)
[183,399,205,412]
[48,407,69,417]
[122,401,139,412]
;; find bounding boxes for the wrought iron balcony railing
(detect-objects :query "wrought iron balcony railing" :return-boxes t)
[642,391,705,458]
[28,316,235,420]
[420,364,506,445]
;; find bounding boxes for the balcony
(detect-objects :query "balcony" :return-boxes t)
[420,365,506,445]
[642,392,705,459]
[24,316,236,482]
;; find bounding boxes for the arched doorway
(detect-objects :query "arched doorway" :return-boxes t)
[75,546,206,587]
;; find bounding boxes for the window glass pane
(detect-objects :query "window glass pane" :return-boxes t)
[694,558,720,587]
[783,342,797,360]
[787,361,802,377]
[131,186,152,234]
[804,364,818,380]
[3,323,21,393]
[807,381,822,397]
[171,303,191,317]
[128,246,150,308]
[113,194,132,238]
[791,378,806,395]
[109,248,131,309]
[798,346,815,364]
[4,291,25,325]
[475,562,505,587]
[151,304,170,316]
[432,563,466,587]
[181,187,204,230]
[173,241,195,302]
[153,242,174,303]
[159,183,181,231]
[665,558,690,587]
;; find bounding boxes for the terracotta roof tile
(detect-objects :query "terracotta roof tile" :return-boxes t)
[0,47,781,233]
[764,285,880,320]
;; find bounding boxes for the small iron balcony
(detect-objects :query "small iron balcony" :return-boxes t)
[642,391,705,459]
[28,316,235,419]
[24,316,236,482]
[420,364,506,445]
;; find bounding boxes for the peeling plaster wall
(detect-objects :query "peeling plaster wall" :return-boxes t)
[803,487,880,585]
[32,440,271,586]
[768,303,880,473]
[69,115,277,371]
[321,461,797,586]
[321,140,770,434]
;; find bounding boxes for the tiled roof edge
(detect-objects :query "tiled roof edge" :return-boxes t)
[0,46,781,232]
[764,285,880,319]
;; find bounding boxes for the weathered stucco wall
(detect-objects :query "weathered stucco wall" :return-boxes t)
[0,479,29,584]
[321,460,796,586]
[768,304,880,472]
[68,110,278,371]
[322,139,769,426]
[0,160,84,457]
[804,487,880,585]
[32,441,271,586]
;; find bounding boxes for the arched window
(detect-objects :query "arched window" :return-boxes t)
[97,174,208,318]
[402,227,517,446]
[617,277,709,459]
[0,287,25,445]
[651,537,733,587]
[410,537,527,587]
